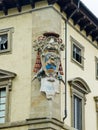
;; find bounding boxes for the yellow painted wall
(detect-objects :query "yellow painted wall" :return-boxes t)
[0,1,97,130]
[65,22,98,130]
[0,12,32,122]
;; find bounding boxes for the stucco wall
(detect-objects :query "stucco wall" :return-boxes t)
[0,1,97,130]
[65,22,98,130]
[0,12,32,122]
[31,3,65,120]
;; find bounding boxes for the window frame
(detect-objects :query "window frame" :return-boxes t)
[94,96,98,130]
[71,85,85,130]
[73,95,82,130]
[0,81,10,123]
[95,57,98,79]
[0,87,6,123]
[0,82,9,124]
[71,37,84,68]
[0,69,16,124]
[69,77,91,130]
[0,28,13,54]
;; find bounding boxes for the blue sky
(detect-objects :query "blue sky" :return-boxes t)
[81,0,98,18]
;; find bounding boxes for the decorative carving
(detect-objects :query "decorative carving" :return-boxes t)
[33,32,65,99]
[0,69,16,80]
[8,79,12,91]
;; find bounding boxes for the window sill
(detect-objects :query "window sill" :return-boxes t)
[71,58,84,70]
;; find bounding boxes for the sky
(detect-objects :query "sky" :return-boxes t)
[81,0,98,18]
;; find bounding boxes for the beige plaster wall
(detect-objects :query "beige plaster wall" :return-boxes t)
[0,12,32,122]
[65,22,98,130]
[31,4,64,120]
[0,2,97,130]
[32,7,62,38]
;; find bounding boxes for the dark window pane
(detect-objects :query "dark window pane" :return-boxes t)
[0,34,8,50]
[96,61,98,76]
[0,88,6,97]
[73,44,82,63]
[74,95,82,130]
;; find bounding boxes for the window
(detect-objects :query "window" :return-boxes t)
[0,84,9,124]
[95,57,98,79]
[94,96,98,130]
[0,34,8,51]
[0,69,16,124]
[74,95,82,130]
[0,88,6,123]
[0,28,13,53]
[69,77,91,130]
[73,44,82,63]
[71,37,84,67]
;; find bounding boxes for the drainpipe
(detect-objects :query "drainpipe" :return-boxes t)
[63,0,81,121]
[63,21,68,121]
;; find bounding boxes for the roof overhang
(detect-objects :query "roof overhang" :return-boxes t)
[0,0,98,43]
[57,0,98,43]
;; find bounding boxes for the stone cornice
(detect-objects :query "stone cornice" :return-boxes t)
[0,118,76,130]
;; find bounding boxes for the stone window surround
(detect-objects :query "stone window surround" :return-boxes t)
[71,36,84,69]
[0,69,16,124]
[69,77,91,130]
[0,81,11,123]
[0,27,14,54]
[70,85,85,130]
[95,57,98,80]
[94,96,98,130]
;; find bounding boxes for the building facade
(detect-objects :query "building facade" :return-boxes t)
[0,0,98,130]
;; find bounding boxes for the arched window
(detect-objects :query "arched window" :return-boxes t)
[69,77,91,130]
